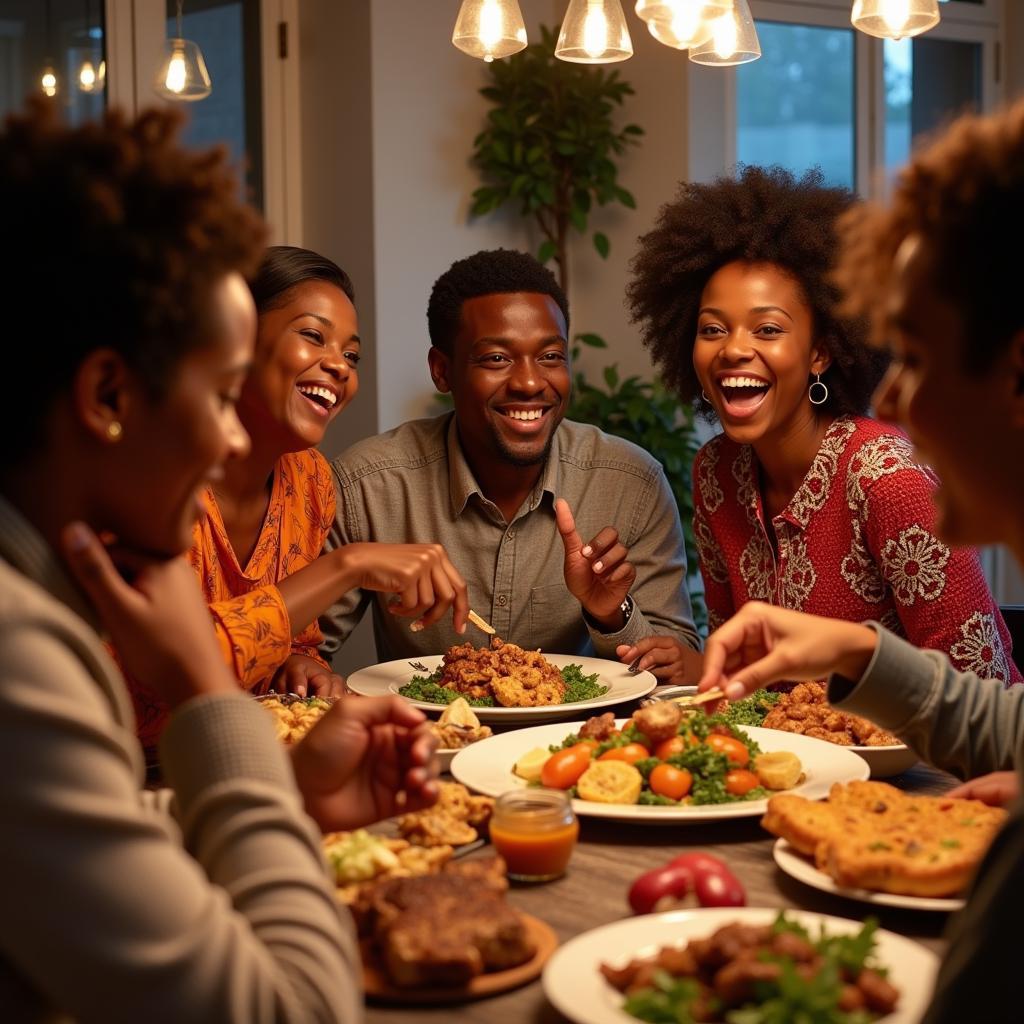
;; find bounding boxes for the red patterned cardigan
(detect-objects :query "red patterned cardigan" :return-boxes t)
[693,416,1021,685]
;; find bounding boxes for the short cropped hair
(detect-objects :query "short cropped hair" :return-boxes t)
[426,248,570,355]
[836,100,1024,373]
[1,99,266,464]
[628,165,889,417]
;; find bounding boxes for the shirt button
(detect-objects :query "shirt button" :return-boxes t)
[498,595,508,607]
[506,529,515,541]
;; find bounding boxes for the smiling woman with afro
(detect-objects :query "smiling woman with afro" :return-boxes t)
[620,164,1018,688]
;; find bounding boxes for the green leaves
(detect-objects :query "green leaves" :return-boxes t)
[593,231,610,258]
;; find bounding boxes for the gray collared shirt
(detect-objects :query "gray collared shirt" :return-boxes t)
[320,414,698,662]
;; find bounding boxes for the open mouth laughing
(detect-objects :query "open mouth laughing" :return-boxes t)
[716,374,771,419]
[496,405,552,433]
[296,382,339,417]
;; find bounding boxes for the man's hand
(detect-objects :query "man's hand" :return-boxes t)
[699,601,879,701]
[272,654,347,698]
[291,696,439,831]
[946,771,1019,808]
[555,497,636,631]
[59,521,237,707]
[617,636,703,685]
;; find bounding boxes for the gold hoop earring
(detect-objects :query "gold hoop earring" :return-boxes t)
[106,421,123,441]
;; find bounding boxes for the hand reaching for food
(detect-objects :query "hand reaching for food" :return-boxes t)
[617,635,703,684]
[291,695,440,831]
[946,770,1020,808]
[272,653,348,697]
[554,497,636,631]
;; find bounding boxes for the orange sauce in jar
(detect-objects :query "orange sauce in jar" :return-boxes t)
[490,789,579,881]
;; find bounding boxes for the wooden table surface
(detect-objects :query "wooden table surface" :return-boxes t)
[365,761,956,1023]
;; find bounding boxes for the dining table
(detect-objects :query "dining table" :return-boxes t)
[364,742,956,1024]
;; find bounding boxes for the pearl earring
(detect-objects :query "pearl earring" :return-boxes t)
[106,421,123,441]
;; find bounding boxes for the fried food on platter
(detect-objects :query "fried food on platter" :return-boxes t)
[763,781,1007,897]
[322,829,453,908]
[258,694,332,745]
[429,697,492,749]
[396,781,495,846]
[440,637,566,707]
[366,855,535,988]
[761,683,900,747]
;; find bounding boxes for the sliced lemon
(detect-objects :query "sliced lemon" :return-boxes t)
[513,746,551,782]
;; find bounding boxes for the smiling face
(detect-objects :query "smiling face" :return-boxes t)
[429,291,570,469]
[99,272,255,556]
[238,279,360,451]
[693,261,830,447]
[873,233,1024,547]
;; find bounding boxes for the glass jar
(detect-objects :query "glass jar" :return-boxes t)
[490,788,579,882]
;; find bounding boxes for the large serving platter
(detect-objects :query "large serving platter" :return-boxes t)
[450,722,869,823]
[347,654,656,723]
[542,907,938,1024]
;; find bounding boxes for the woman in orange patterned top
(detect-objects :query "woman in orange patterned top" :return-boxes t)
[131,247,469,746]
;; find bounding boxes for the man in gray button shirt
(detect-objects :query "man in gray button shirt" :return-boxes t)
[319,249,699,670]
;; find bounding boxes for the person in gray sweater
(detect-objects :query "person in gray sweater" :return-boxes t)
[697,99,1024,1024]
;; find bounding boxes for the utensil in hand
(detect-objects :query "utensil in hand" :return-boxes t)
[467,610,496,636]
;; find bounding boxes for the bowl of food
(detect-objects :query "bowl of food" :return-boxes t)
[429,697,492,771]
[847,743,918,778]
[256,692,336,744]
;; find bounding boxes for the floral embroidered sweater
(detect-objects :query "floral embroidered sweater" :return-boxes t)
[693,416,1021,685]
[127,448,336,748]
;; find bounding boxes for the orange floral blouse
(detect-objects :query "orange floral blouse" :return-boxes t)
[127,448,336,749]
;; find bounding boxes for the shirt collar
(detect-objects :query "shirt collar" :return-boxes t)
[446,414,563,519]
[0,494,99,630]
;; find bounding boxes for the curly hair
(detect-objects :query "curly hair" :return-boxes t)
[627,165,889,417]
[427,248,569,355]
[1,98,266,463]
[836,100,1024,373]
[251,245,354,315]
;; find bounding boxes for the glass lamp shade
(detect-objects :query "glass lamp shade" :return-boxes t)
[689,0,761,66]
[153,38,212,101]
[642,1,726,50]
[851,0,940,41]
[452,0,527,62]
[556,0,633,64]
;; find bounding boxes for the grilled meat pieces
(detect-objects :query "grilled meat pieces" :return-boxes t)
[440,637,566,707]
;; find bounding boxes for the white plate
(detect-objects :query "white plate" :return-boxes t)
[346,654,656,723]
[542,907,938,1024]
[773,838,965,912]
[450,723,869,823]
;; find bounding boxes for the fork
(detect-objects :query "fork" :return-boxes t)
[408,661,430,673]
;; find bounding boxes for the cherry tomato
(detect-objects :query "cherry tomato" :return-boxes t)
[649,764,693,801]
[706,734,751,768]
[572,739,599,754]
[724,769,761,796]
[540,746,592,789]
[627,863,695,915]
[653,735,687,760]
[598,743,649,766]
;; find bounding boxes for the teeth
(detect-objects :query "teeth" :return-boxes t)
[297,385,337,409]
[720,376,769,389]
[506,409,543,421]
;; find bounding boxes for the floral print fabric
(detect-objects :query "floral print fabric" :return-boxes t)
[693,416,1021,685]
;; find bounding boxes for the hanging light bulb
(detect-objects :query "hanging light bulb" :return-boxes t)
[40,66,58,97]
[77,0,105,93]
[851,0,939,41]
[154,0,212,101]
[452,0,527,62]
[689,0,760,66]
[556,0,633,64]
[639,1,726,50]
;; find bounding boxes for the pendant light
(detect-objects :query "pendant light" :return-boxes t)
[556,0,633,64]
[77,0,105,93]
[638,1,727,50]
[689,0,761,66]
[851,0,940,41]
[154,0,212,101]
[452,0,527,62]
[40,0,57,97]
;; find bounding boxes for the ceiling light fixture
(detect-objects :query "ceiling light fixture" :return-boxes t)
[153,0,212,101]
[636,1,725,50]
[555,0,633,64]
[689,0,761,66]
[452,0,528,62]
[851,0,940,41]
